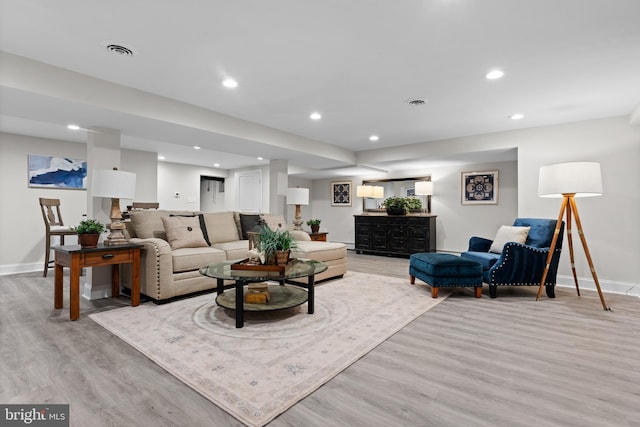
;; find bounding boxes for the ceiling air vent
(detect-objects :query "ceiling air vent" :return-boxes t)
[106,44,134,56]
[406,99,427,106]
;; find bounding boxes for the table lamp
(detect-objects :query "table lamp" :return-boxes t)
[286,187,309,230]
[537,161,609,310]
[356,185,374,213]
[414,181,433,214]
[92,167,136,245]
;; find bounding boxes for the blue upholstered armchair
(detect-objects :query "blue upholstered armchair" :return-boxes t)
[461,218,564,298]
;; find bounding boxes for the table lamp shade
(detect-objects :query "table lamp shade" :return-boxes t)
[415,181,433,196]
[372,186,384,199]
[286,187,309,205]
[92,169,136,199]
[538,162,602,198]
[356,185,373,198]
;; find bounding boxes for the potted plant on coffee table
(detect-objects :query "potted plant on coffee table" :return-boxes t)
[306,219,321,234]
[258,226,298,265]
[72,218,105,248]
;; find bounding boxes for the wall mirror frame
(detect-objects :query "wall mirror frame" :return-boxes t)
[361,176,432,213]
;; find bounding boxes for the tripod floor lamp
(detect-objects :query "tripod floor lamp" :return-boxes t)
[537,161,610,310]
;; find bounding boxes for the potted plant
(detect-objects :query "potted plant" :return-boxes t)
[257,226,298,265]
[72,218,105,248]
[406,197,423,212]
[384,196,409,215]
[306,219,321,233]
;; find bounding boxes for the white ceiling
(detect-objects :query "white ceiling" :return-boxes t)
[1,0,639,178]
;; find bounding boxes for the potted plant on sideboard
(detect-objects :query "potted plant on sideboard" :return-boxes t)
[306,219,321,234]
[384,196,409,215]
[72,218,105,248]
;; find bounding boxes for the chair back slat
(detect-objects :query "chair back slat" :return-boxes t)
[39,198,65,228]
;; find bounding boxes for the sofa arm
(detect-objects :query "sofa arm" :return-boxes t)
[290,230,311,241]
[468,236,493,252]
[128,237,176,300]
[489,242,562,285]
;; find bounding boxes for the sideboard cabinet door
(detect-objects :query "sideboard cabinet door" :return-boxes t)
[354,215,436,257]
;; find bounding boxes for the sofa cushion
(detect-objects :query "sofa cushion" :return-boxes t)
[171,247,226,272]
[130,209,193,240]
[260,214,287,231]
[489,225,530,253]
[293,241,347,263]
[161,216,209,250]
[460,251,501,271]
[202,211,240,243]
[212,240,251,261]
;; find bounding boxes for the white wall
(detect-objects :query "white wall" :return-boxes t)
[157,162,228,211]
[0,132,160,274]
[307,160,518,251]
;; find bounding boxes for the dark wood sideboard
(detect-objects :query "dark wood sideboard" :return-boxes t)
[354,214,437,257]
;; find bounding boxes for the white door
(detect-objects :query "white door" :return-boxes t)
[237,170,262,212]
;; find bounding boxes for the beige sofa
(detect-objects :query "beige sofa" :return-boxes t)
[121,210,347,302]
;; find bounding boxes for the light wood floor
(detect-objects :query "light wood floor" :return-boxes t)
[1,251,639,427]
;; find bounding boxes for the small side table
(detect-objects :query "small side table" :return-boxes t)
[53,243,142,320]
[309,232,328,242]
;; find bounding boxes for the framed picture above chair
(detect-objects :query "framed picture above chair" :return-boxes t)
[461,170,498,205]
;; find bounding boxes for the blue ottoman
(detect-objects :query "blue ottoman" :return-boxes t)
[409,253,483,298]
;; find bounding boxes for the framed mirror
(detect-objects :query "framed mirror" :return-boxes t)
[361,177,432,213]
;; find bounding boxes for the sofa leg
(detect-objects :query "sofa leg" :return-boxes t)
[545,284,556,298]
[475,286,482,298]
[489,285,497,298]
[409,275,415,285]
[431,287,439,298]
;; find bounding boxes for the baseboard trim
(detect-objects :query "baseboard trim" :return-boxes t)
[556,275,639,298]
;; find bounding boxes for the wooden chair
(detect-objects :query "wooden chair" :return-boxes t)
[39,198,77,277]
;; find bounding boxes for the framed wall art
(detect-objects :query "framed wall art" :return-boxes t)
[28,154,87,189]
[331,180,352,206]
[461,170,498,205]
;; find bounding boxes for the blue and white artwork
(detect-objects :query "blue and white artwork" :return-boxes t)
[28,154,87,189]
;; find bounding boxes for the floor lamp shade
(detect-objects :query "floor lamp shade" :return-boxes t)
[538,162,602,198]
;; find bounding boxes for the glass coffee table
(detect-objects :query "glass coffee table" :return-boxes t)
[199,258,327,328]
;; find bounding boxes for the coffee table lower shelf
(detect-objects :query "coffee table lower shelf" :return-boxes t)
[216,284,308,312]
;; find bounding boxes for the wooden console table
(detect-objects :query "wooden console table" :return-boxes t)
[53,243,142,320]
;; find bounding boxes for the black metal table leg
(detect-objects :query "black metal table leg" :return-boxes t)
[308,275,315,314]
[235,279,245,328]
[216,278,224,295]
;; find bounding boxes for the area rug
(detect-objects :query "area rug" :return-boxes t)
[89,271,446,426]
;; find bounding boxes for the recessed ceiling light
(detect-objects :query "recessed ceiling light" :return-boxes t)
[158,155,165,160]
[369,135,379,142]
[486,69,505,80]
[67,124,80,130]
[309,112,322,120]
[213,163,220,167]
[194,146,201,150]
[510,113,524,120]
[257,157,264,161]
[222,78,238,88]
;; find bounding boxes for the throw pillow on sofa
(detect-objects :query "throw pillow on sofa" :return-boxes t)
[161,216,209,249]
[489,225,531,253]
